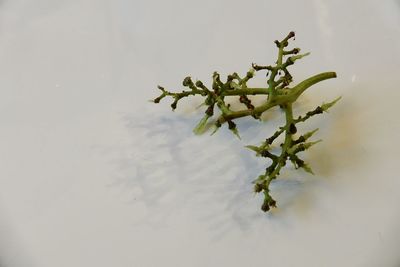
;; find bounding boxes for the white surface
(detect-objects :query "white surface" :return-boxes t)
[0,0,400,266]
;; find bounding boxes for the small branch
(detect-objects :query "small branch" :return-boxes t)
[153,31,340,213]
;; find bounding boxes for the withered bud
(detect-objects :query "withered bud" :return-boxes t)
[205,105,214,116]
[295,158,305,167]
[171,102,177,110]
[289,123,297,134]
[315,106,323,114]
[195,80,204,87]
[268,199,277,208]
[182,76,193,87]
[261,202,270,212]
[227,120,236,130]
[254,183,263,193]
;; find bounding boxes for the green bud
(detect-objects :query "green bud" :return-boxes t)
[321,96,342,112]
[246,68,255,79]
[195,80,203,87]
[301,163,314,174]
[245,145,261,154]
[193,114,210,135]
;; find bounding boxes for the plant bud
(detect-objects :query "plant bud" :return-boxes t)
[195,80,204,87]
[182,76,193,87]
[315,106,323,114]
[289,123,297,134]
[295,158,304,167]
[268,199,277,208]
[246,69,255,79]
[227,120,236,130]
[254,183,263,193]
[205,105,214,116]
[261,202,270,212]
[171,102,177,110]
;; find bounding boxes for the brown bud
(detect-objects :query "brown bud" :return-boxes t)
[205,105,214,116]
[195,80,204,87]
[254,183,263,193]
[261,202,270,212]
[295,158,304,167]
[315,106,323,114]
[227,120,236,130]
[171,102,177,110]
[182,76,193,87]
[268,199,277,208]
[289,123,297,134]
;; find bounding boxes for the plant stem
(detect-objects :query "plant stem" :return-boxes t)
[266,103,294,187]
[218,71,336,123]
[222,88,269,96]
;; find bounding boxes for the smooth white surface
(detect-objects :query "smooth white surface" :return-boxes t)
[0,0,400,266]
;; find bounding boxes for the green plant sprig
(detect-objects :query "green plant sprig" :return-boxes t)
[152,32,340,212]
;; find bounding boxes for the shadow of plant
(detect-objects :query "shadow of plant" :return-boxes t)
[114,92,364,237]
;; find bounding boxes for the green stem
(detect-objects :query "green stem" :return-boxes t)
[217,72,336,123]
[222,88,269,96]
[289,72,337,101]
[266,103,293,186]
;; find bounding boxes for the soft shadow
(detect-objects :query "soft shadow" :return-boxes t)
[113,104,275,233]
[114,90,365,238]
[306,94,367,178]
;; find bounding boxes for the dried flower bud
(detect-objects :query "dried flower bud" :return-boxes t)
[171,102,177,110]
[268,199,277,208]
[261,202,270,212]
[254,183,263,193]
[195,80,204,87]
[295,158,304,167]
[205,105,214,116]
[315,106,323,114]
[182,76,193,87]
[289,123,297,134]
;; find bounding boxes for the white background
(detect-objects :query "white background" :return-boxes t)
[0,0,400,266]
